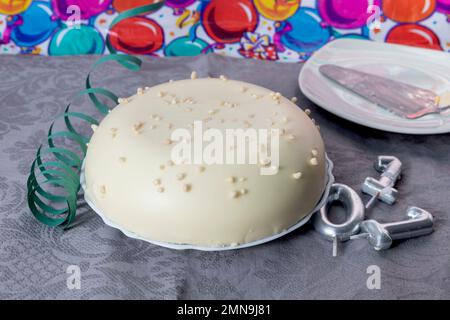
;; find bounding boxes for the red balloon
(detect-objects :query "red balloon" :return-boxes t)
[108,17,164,54]
[112,0,160,13]
[202,0,258,43]
[386,24,442,51]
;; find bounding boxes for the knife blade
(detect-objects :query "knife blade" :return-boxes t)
[319,64,449,119]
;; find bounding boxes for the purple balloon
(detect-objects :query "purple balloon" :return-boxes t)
[437,0,450,14]
[318,0,382,29]
[51,0,111,20]
[166,0,196,9]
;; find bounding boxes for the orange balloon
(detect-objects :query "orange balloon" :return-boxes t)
[0,0,32,15]
[383,0,436,23]
[254,0,301,21]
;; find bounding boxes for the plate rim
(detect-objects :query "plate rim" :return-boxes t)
[80,155,335,251]
[299,39,450,135]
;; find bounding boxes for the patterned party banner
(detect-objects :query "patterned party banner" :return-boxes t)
[0,0,449,61]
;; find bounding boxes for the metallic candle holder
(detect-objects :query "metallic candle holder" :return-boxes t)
[312,183,365,256]
[362,156,402,209]
[313,156,434,256]
[352,207,434,250]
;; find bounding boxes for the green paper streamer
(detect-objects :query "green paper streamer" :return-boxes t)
[27,54,140,228]
[26,2,165,228]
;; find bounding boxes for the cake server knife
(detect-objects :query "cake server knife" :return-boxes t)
[319,64,450,119]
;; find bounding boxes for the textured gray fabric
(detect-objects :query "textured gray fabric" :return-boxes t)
[0,54,449,300]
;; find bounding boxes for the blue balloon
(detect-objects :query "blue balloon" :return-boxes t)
[337,33,368,40]
[164,36,212,56]
[11,1,58,47]
[277,8,331,53]
[49,25,104,56]
[332,28,369,41]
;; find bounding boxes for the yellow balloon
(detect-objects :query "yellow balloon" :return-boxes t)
[254,0,300,21]
[0,0,32,15]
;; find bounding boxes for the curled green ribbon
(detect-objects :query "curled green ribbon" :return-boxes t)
[27,1,165,228]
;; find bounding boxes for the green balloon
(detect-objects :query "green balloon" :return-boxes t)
[49,25,104,56]
[164,36,211,57]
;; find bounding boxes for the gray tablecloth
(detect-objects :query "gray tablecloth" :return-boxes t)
[0,54,449,299]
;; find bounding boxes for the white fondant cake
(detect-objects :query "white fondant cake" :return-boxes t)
[84,74,326,247]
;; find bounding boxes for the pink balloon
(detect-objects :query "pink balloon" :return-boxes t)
[318,0,382,29]
[166,0,196,9]
[51,0,111,20]
[436,0,450,14]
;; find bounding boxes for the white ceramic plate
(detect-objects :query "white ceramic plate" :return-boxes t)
[80,156,334,251]
[299,39,450,134]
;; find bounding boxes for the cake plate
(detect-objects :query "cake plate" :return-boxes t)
[299,39,450,134]
[80,155,334,251]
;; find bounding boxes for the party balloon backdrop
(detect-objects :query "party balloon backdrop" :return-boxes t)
[0,0,449,60]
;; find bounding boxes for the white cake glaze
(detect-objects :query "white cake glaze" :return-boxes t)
[84,75,326,247]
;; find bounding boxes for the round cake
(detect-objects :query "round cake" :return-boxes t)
[84,73,327,247]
